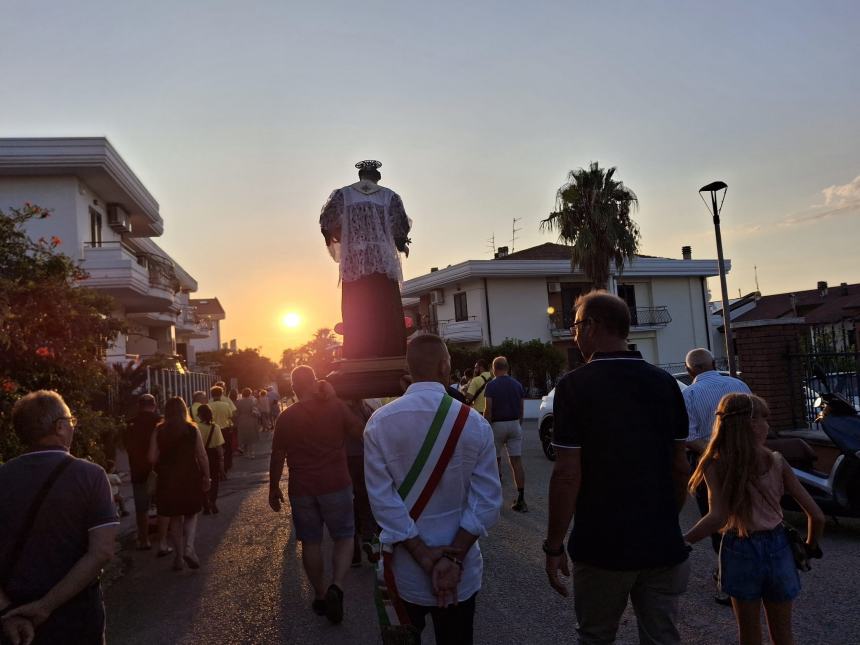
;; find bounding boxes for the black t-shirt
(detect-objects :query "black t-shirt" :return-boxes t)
[552,351,689,570]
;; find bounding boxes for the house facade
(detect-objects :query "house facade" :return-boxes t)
[401,243,727,370]
[0,137,224,369]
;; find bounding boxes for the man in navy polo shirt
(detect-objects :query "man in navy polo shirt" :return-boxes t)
[544,292,691,645]
[484,355,527,512]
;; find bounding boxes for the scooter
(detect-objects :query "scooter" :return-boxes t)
[768,369,860,519]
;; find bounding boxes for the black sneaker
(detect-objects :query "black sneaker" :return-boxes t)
[325,584,344,624]
[511,500,528,513]
[311,599,327,616]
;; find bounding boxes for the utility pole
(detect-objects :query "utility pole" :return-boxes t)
[511,218,522,252]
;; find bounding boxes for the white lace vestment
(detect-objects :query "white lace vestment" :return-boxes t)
[319,185,411,284]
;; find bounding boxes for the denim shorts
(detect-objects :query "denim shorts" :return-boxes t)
[289,486,354,543]
[719,525,801,602]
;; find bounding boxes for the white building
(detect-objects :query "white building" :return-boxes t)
[0,137,222,368]
[401,243,728,370]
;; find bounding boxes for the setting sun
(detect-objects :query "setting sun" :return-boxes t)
[282,312,301,329]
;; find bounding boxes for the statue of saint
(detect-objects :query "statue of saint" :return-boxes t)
[320,160,411,360]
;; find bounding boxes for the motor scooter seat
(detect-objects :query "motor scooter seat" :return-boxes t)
[765,437,818,472]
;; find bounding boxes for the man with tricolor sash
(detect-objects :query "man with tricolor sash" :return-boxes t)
[364,334,502,644]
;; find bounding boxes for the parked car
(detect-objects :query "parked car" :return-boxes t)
[537,378,689,461]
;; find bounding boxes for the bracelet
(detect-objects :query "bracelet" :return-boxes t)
[442,553,463,570]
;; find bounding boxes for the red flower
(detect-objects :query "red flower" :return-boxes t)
[1,380,17,393]
[35,346,52,358]
[50,236,62,247]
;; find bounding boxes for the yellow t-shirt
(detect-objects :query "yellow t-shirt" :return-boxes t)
[197,422,225,448]
[467,371,493,413]
[209,398,234,430]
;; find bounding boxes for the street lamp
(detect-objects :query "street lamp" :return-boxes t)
[699,181,737,377]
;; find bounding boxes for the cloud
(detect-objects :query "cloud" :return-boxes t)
[780,175,860,227]
[822,175,860,207]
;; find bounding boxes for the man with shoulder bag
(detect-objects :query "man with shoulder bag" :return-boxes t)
[464,359,492,412]
[1,391,119,645]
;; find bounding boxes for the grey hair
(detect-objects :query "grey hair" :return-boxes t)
[11,390,69,445]
[492,356,509,373]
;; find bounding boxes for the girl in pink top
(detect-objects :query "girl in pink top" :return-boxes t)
[685,393,825,645]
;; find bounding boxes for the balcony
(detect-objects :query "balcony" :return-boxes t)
[81,242,176,313]
[549,306,672,337]
[440,318,483,344]
[175,305,212,339]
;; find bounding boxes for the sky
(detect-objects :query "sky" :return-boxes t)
[2,1,859,360]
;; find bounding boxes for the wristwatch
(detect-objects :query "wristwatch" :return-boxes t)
[542,539,565,557]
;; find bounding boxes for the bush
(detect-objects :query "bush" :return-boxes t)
[0,204,126,465]
[448,338,565,396]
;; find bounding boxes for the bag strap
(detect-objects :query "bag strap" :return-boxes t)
[204,424,216,449]
[466,374,491,405]
[0,454,73,586]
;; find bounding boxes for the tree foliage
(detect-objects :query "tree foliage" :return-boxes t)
[448,338,566,396]
[0,204,126,464]
[280,328,339,379]
[540,161,640,289]
[197,347,278,391]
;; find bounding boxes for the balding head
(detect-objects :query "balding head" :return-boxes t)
[685,348,715,377]
[291,365,317,398]
[407,334,451,384]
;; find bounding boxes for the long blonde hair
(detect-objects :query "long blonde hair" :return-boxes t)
[689,392,769,536]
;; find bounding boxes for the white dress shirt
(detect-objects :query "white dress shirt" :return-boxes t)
[683,370,751,442]
[364,381,502,606]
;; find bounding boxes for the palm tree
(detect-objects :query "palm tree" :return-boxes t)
[540,162,640,290]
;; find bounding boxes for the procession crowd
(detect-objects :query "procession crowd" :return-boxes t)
[0,292,826,645]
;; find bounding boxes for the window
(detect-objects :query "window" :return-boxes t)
[454,292,468,322]
[89,209,103,247]
[617,284,638,326]
[561,284,586,328]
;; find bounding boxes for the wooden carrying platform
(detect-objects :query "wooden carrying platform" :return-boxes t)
[325,356,409,399]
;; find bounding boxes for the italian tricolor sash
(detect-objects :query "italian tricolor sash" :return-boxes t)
[375,394,470,640]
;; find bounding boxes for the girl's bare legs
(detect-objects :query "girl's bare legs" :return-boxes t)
[156,516,170,552]
[169,516,185,570]
[763,600,795,645]
[184,513,199,557]
[731,598,763,645]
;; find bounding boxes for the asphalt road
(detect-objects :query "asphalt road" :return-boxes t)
[105,423,860,644]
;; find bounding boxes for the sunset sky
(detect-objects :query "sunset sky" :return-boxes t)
[2,1,859,360]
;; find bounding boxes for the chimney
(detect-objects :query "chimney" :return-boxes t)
[841,282,849,296]
[430,267,438,272]
[495,246,509,258]
[681,245,692,260]
[817,281,828,298]
[790,293,798,316]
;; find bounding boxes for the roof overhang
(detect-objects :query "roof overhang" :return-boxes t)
[402,258,728,297]
[0,137,163,236]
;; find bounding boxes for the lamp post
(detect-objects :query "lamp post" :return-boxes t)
[699,181,737,377]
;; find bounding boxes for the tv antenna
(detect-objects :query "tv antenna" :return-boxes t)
[486,233,496,257]
[754,265,761,293]
[511,217,522,252]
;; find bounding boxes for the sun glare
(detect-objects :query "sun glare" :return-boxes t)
[282,312,301,329]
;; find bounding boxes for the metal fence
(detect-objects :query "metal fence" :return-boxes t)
[787,323,860,427]
[146,367,217,407]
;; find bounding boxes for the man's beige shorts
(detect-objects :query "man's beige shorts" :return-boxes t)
[491,420,523,457]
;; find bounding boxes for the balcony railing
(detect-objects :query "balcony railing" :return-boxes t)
[549,306,672,336]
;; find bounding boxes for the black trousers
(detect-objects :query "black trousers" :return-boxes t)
[688,451,722,554]
[205,447,223,509]
[402,592,477,645]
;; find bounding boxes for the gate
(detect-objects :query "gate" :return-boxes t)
[146,367,218,408]
[787,324,860,428]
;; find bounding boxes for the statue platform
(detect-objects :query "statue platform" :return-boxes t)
[325,356,409,399]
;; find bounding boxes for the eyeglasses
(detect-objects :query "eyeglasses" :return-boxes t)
[571,319,590,331]
[54,415,77,427]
